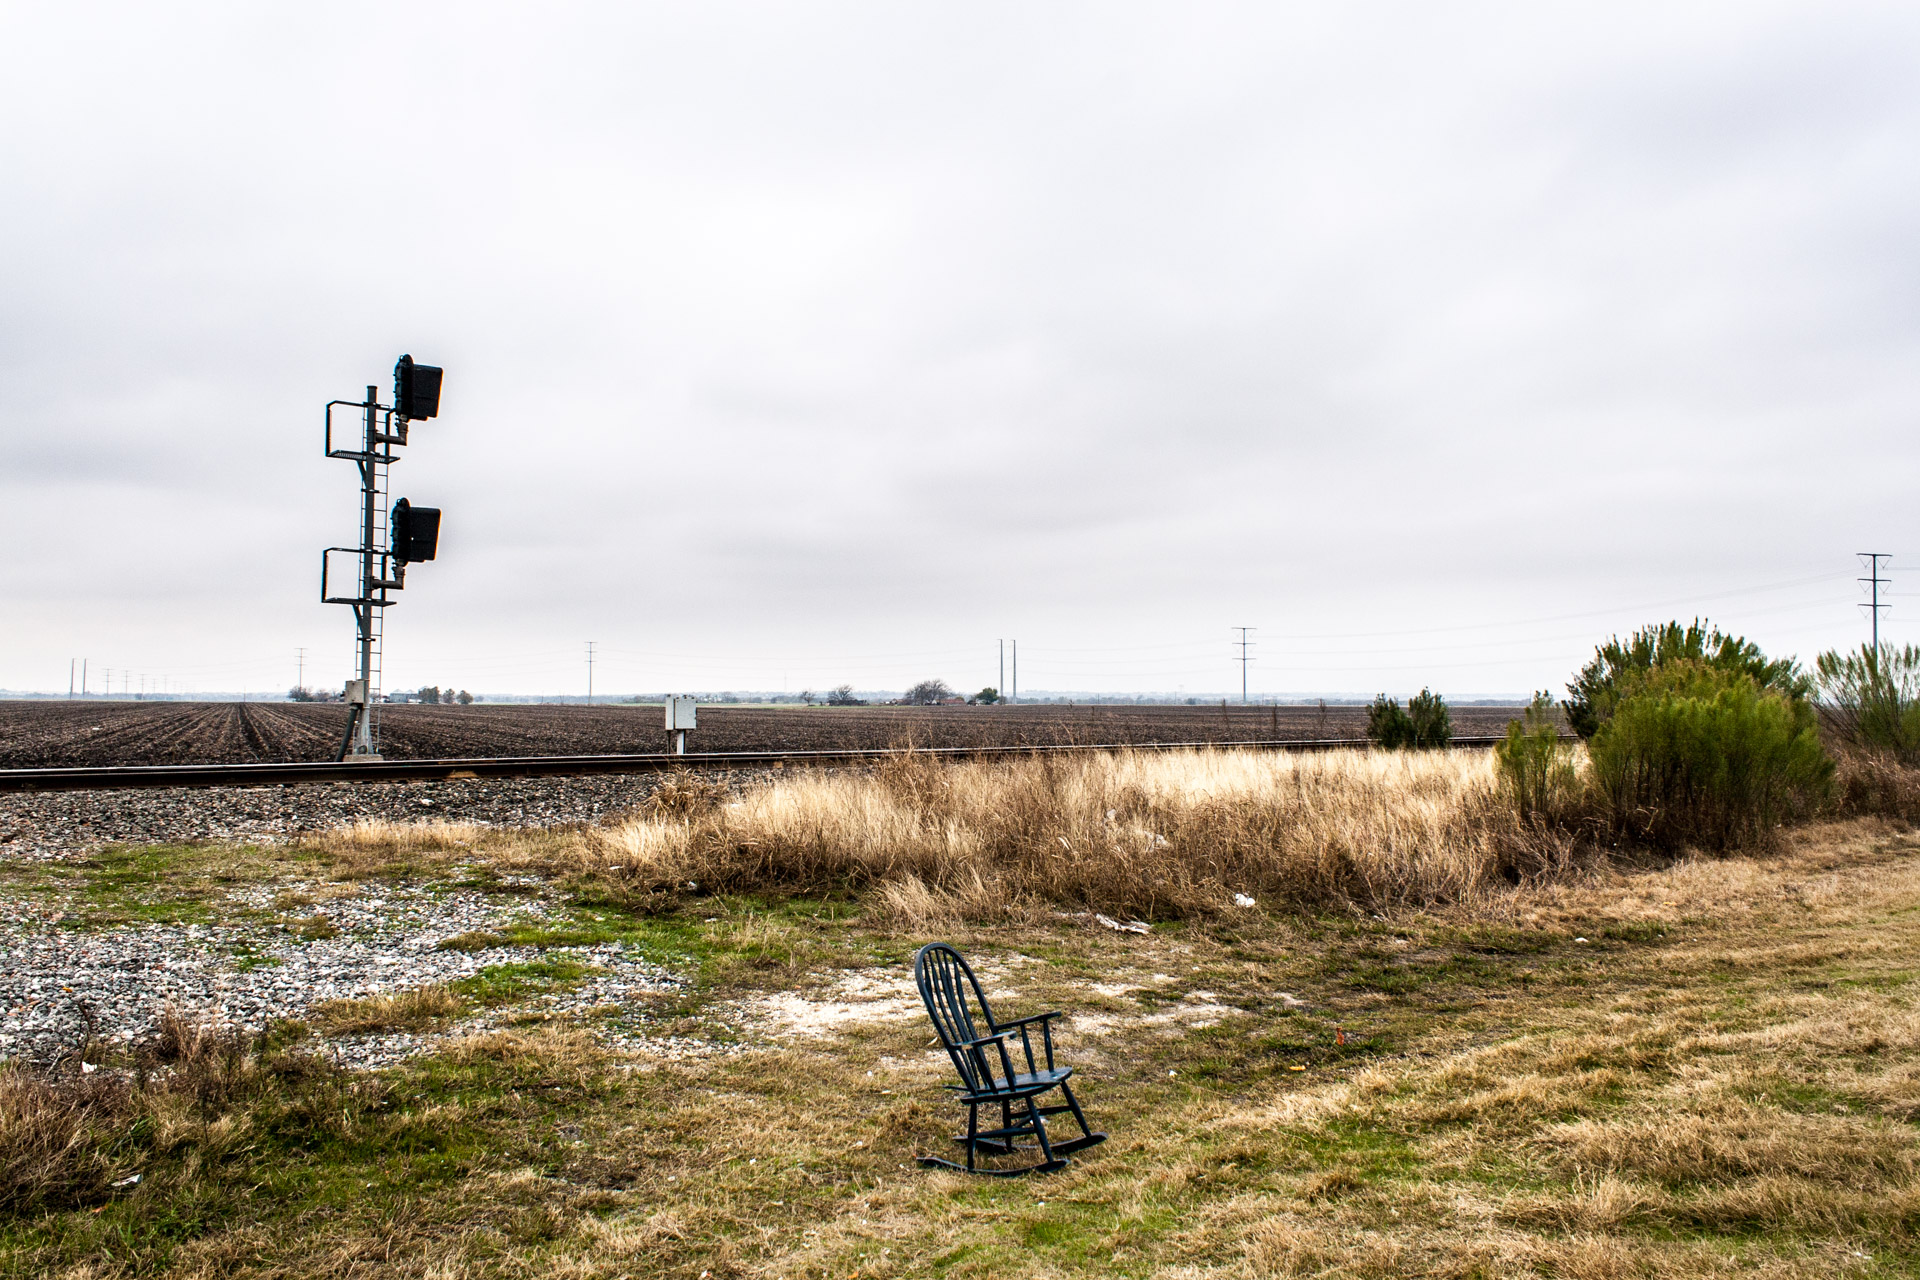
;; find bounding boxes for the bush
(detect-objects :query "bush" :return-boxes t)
[1495,692,1578,820]
[1368,689,1449,750]
[1814,644,1920,763]
[1367,694,1413,748]
[1587,661,1831,850]
[1407,688,1451,748]
[1566,620,1810,738]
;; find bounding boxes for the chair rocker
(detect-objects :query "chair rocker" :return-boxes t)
[913,942,1106,1176]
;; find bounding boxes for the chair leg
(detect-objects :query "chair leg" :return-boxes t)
[1045,1081,1108,1155]
[1023,1095,1069,1173]
[1060,1081,1096,1138]
[966,1102,979,1172]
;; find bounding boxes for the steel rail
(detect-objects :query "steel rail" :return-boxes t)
[0,735,1520,793]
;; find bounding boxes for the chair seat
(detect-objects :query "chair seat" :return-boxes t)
[962,1065,1072,1102]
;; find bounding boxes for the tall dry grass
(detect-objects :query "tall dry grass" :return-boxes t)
[560,748,1568,921]
[0,1011,372,1216]
[0,1066,131,1214]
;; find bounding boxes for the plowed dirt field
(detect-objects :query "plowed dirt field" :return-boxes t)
[0,700,1527,768]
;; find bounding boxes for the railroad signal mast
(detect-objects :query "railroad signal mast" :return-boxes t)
[322,355,446,762]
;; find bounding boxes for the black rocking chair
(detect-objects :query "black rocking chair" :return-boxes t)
[913,942,1107,1176]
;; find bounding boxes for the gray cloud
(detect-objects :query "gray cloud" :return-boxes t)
[4,2,1917,699]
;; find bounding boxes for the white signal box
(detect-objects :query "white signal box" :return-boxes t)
[664,696,697,730]
[344,679,369,706]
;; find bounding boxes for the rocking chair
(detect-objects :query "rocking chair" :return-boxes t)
[913,942,1107,1176]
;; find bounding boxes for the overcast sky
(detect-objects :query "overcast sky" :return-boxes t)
[4,2,1919,700]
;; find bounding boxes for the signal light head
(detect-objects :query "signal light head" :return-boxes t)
[390,497,442,565]
[394,354,443,420]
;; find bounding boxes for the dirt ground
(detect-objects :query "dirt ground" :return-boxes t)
[0,701,1530,768]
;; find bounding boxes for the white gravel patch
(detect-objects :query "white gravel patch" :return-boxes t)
[0,873,692,1069]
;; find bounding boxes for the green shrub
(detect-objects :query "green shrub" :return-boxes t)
[1565,620,1810,738]
[1814,644,1920,763]
[1587,661,1831,850]
[1367,694,1413,749]
[1367,689,1450,750]
[1495,692,1578,819]
[1407,688,1451,748]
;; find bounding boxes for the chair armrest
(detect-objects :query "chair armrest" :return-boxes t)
[992,1012,1064,1073]
[956,1028,1020,1049]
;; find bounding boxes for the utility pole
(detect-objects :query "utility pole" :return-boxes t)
[1011,640,1017,704]
[1233,626,1256,703]
[81,659,87,697]
[68,660,74,698]
[586,640,596,705]
[1859,553,1892,651]
[296,647,306,694]
[999,639,1005,702]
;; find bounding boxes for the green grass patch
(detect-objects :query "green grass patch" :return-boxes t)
[448,958,594,1007]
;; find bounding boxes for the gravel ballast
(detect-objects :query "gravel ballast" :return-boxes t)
[0,773,739,862]
[0,776,765,1068]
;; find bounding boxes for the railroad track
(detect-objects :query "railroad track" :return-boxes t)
[0,736,1520,793]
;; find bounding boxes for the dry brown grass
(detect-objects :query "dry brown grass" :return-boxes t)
[1834,747,1920,821]
[308,748,1574,920]
[0,1066,131,1214]
[0,1010,372,1224]
[308,986,463,1036]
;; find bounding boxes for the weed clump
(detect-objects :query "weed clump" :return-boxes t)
[640,772,731,820]
[1494,693,1580,823]
[310,985,462,1035]
[0,1064,133,1214]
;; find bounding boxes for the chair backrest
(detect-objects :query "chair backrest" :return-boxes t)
[914,943,1000,1091]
